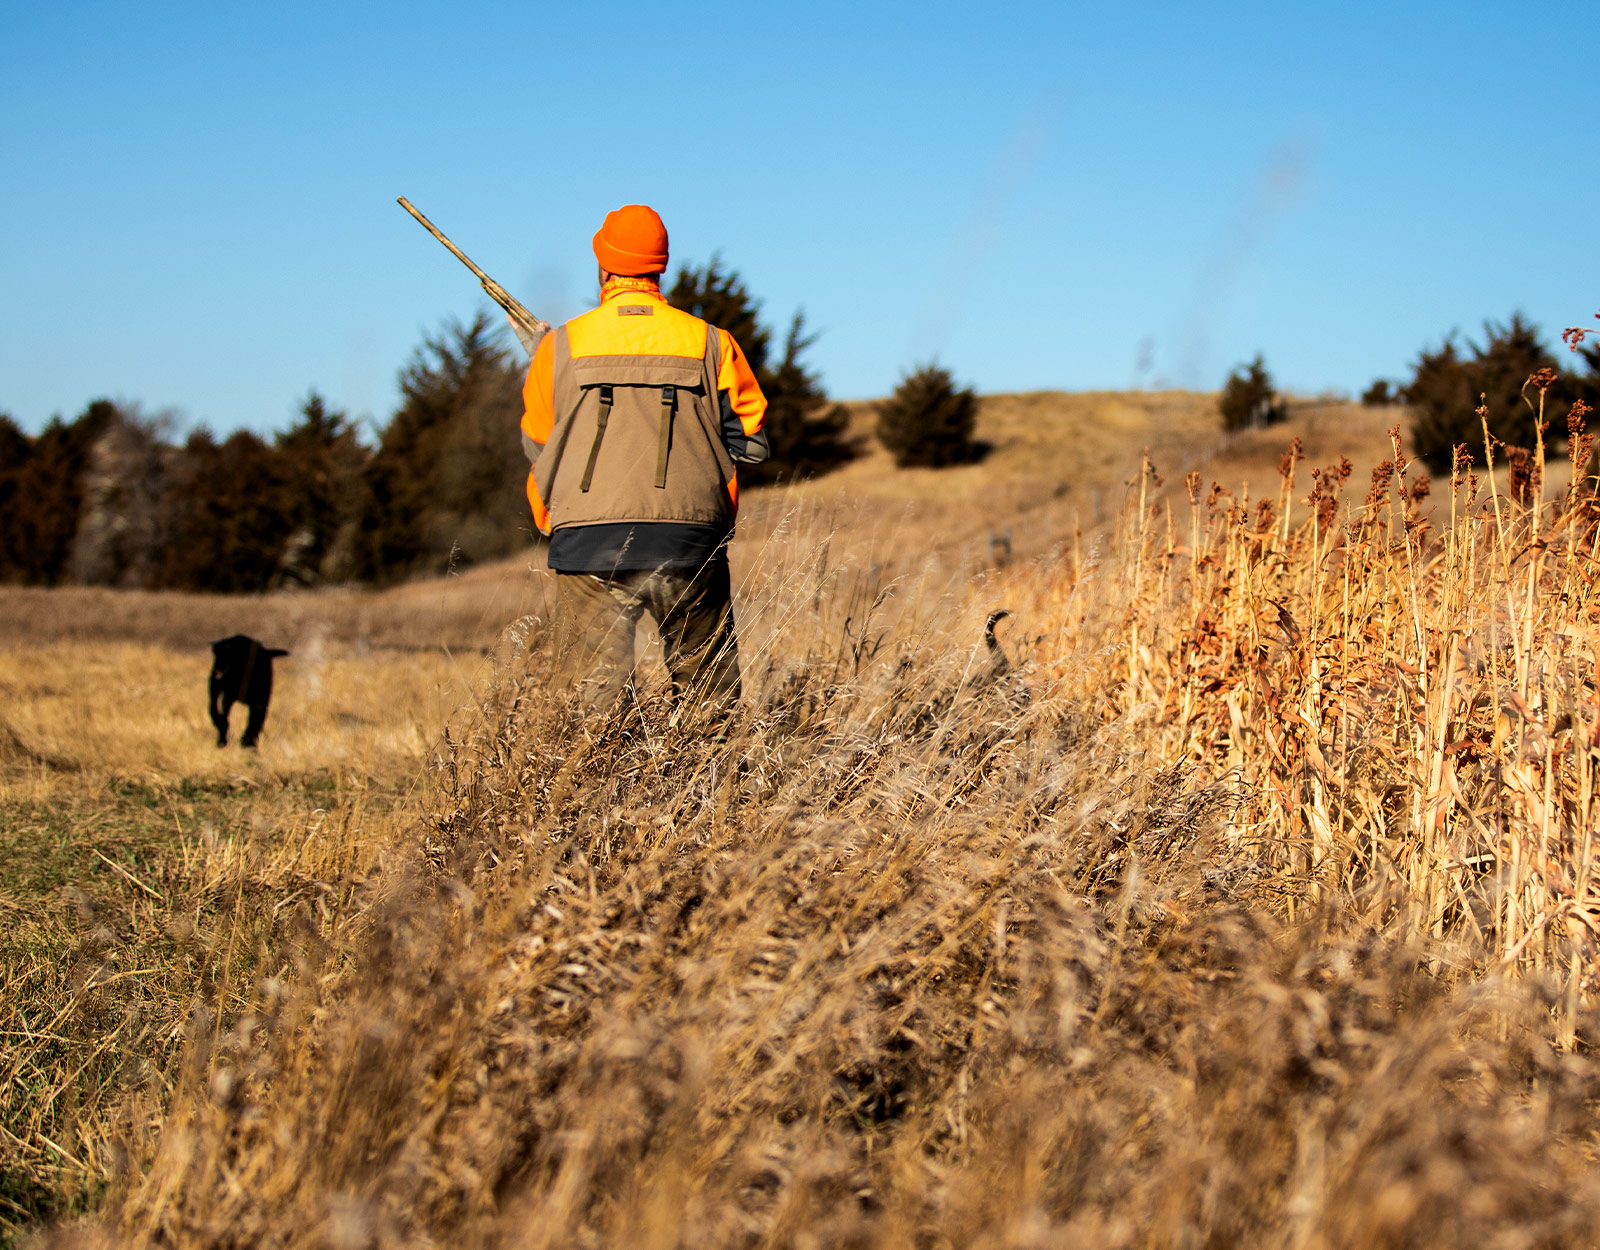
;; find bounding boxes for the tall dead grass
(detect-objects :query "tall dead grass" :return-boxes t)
[16,393,1600,1247]
[0,645,472,1238]
[1039,408,1600,993]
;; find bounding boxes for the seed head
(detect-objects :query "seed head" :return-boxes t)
[1388,425,1410,478]
[1570,398,1594,440]
[1507,446,1537,507]
[1307,467,1339,529]
[1278,437,1304,481]
[1365,460,1395,510]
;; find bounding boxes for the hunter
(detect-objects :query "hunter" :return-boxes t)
[512,204,769,716]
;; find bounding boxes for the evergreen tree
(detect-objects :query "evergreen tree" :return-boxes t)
[875,364,980,468]
[1218,356,1287,431]
[1407,315,1599,471]
[273,392,367,584]
[754,313,853,484]
[667,258,770,374]
[667,258,855,484]
[1407,336,1480,470]
[1361,379,1395,406]
[1470,314,1559,455]
[0,414,31,583]
[352,313,530,584]
[1578,342,1600,412]
[153,428,295,593]
[0,400,119,584]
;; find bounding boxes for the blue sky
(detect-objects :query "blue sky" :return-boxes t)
[2,1,1596,436]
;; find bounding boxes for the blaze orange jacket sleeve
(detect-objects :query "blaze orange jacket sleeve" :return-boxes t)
[521,334,556,534]
[521,333,556,445]
[716,328,766,435]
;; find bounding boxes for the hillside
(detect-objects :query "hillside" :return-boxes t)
[744,390,1407,565]
[10,389,1600,1249]
[0,391,1411,657]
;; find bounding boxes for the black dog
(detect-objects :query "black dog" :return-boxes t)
[209,635,288,748]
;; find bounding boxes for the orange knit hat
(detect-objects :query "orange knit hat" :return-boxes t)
[593,204,669,275]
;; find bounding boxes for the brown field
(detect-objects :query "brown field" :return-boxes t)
[7,390,1600,1249]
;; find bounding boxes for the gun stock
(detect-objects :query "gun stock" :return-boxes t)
[396,196,549,344]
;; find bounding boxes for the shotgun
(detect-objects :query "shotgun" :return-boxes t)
[397,196,550,347]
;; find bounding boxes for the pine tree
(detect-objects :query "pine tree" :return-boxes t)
[1218,356,1287,431]
[875,364,979,468]
[352,313,530,584]
[667,258,770,375]
[1473,314,1559,454]
[153,428,295,592]
[1406,315,1597,471]
[1407,336,1480,470]
[0,414,32,583]
[3,400,119,584]
[751,313,853,484]
[273,392,367,584]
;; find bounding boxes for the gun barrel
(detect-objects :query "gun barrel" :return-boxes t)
[397,196,493,286]
[397,196,548,341]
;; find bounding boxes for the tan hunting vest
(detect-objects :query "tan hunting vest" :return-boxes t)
[533,321,737,534]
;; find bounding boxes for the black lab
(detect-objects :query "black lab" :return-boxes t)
[209,635,288,748]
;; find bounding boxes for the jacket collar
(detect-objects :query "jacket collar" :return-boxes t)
[601,275,664,302]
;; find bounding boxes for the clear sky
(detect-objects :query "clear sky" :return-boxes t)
[3,1,1596,437]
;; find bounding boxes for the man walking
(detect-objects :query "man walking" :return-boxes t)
[513,205,769,716]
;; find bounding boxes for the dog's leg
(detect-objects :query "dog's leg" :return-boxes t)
[210,678,230,747]
[241,701,268,749]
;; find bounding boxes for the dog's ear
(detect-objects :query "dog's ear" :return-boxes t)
[266,649,289,659]
[212,639,227,653]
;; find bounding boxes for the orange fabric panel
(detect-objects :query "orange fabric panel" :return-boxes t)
[715,328,767,435]
[566,286,707,359]
[727,474,739,515]
[526,470,551,535]
[520,332,556,444]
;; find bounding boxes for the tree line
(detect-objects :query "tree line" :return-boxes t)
[0,246,1016,594]
[0,261,891,593]
[0,324,518,593]
[18,259,1591,597]
[1219,314,1600,473]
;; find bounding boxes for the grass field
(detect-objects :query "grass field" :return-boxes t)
[8,389,1600,1248]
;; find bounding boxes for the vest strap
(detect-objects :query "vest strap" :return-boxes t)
[579,384,613,493]
[655,386,674,489]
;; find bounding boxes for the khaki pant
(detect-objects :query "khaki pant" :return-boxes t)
[550,559,740,715]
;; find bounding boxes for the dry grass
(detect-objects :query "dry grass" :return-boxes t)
[10,391,1600,1248]
[0,643,478,1237]
[0,559,554,655]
